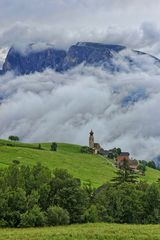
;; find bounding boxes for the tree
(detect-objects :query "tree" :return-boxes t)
[112,159,138,185]
[49,169,88,223]
[147,161,156,169]
[3,188,27,227]
[19,205,46,227]
[143,184,160,223]
[31,163,52,190]
[8,136,19,142]
[82,205,99,223]
[27,190,39,209]
[50,142,57,151]
[95,183,146,223]
[5,163,25,189]
[38,184,50,210]
[47,206,70,226]
[137,163,146,174]
[38,144,42,150]
[116,148,121,156]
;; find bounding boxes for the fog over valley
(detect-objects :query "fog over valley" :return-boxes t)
[1,51,160,163]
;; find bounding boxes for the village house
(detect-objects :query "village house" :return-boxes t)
[89,130,139,171]
[116,152,138,171]
[117,152,130,161]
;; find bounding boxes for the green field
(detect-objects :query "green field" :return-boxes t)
[0,139,159,186]
[0,223,160,240]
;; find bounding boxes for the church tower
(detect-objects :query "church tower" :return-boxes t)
[89,130,94,148]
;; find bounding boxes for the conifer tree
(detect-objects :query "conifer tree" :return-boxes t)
[112,159,138,185]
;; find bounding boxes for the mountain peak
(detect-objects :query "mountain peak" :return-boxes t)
[2,42,160,75]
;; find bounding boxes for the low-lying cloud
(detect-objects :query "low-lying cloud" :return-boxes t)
[1,1,160,61]
[1,53,160,163]
[1,22,160,56]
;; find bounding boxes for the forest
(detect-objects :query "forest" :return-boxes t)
[0,161,160,227]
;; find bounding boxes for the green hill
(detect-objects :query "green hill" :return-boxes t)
[0,139,159,186]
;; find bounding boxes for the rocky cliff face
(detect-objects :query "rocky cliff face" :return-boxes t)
[3,46,66,74]
[62,42,126,71]
[2,42,159,75]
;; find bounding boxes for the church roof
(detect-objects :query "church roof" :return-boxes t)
[89,130,94,135]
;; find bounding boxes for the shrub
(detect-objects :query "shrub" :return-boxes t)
[38,144,42,150]
[147,161,156,169]
[82,205,99,223]
[51,142,57,151]
[137,163,146,174]
[80,146,92,154]
[19,205,46,227]
[47,206,70,226]
[0,219,8,227]
[8,136,19,141]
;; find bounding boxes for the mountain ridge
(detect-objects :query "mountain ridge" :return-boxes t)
[2,42,160,75]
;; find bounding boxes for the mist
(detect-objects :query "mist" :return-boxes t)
[1,51,160,162]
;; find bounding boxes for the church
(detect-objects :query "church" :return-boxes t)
[88,130,138,172]
[89,130,101,154]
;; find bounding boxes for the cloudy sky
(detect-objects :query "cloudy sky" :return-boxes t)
[1,1,160,163]
[0,0,160,55]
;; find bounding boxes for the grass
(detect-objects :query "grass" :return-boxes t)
[141,167,160,183]
[0,139,159,186]
[0,140,115,187]
[0,223,160,240]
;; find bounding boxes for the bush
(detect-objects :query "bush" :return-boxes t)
[80,146,92,154]
[0,219,8,227]
[47,206,70,226]
[147,161,156,169]
[82,205,99,223]
[8,136,19,141]
[51,142,57,151]
[137,163,146,174]
[50,169,88,223]
[38,144,42,150]
[19,205,46,227]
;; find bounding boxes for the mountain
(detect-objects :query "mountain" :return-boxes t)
[2,44,66,75]
[2,42,160,75]
[0,70,4,75]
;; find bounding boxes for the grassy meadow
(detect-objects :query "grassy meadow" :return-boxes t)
[0,140,160,239]
[0,139,160,186]
[0,223,160,240]
[0,140,115,187]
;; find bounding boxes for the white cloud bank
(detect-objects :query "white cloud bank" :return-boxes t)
[0,1,160,57]
[1,0,160,163]
[1,53,160,162]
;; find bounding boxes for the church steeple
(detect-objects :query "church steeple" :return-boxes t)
[89,129,94,148]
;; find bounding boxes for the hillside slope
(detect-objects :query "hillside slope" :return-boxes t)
[0,139,159,186]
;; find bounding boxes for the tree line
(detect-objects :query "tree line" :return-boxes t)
[0,161,160,227]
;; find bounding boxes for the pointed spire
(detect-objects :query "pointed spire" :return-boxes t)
[90,129,94,136]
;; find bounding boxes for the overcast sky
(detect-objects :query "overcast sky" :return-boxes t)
[0,0,160,56]
[1,1,160,163]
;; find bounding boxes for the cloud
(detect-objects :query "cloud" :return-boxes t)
[0,1,160,56]
[1,22,160,56]
[1,0,160,164]
[1,53,160,163]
